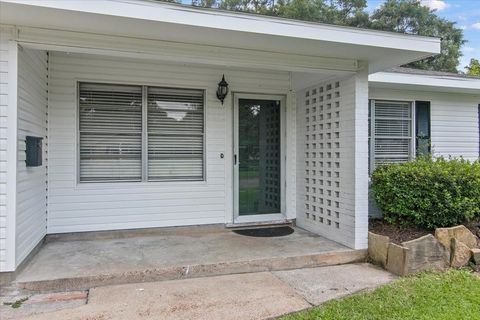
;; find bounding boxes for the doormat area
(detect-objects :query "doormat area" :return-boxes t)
[233,226,294,237]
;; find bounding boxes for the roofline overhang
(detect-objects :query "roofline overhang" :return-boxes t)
[0,0,441,74]
[369,72,480,95]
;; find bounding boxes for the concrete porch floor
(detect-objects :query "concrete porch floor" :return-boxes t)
[13,225,366,292]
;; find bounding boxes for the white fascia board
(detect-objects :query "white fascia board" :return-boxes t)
[369,72,480,94]
[1,0,440,54]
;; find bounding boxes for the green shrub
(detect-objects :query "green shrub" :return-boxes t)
[371,157,480,229]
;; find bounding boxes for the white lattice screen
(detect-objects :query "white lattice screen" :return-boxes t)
[296,73,369,249]
[302,81,342,231]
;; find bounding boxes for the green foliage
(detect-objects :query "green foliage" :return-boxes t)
[276,0,370,27]
[371,157,480,229]
[370,0,465,73]
[3,297,29,309]
[281,270,480,320]
[466,58,480,76]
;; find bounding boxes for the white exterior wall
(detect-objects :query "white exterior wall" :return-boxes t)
[16,47,48,266]
[369,87,480,161]
[0,27,17,272]
[296,70,369,249]
[48,52,293,234]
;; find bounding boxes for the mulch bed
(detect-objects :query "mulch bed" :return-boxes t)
[369,219,480,245]
[369,219,432,245]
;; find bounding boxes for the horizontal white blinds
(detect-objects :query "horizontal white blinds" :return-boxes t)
[147,87,204,180]
[371,100,412,167]
[79,83,142,182]
[79,83,205,183]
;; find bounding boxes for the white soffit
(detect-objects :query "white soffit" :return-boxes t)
[369,72,480,95]
[0,0,440,73]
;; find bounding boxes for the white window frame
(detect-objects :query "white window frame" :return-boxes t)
[77,81,206,183]
[369,99,416,173]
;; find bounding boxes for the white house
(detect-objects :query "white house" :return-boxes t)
[0,0,478,276]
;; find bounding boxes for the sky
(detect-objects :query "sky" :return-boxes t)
[366,0,480,72]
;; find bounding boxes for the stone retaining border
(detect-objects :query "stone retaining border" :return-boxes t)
[369,225,479,276]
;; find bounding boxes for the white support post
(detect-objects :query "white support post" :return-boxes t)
[352,67,369,249]
[295,67,369,250]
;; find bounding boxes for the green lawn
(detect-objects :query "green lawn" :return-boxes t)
[239,186,258,214]
[280,270,480,320]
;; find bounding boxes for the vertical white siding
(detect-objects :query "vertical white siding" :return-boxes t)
[48,52,290,233]
[0,27,17,272]
[296,70,369,249]
[369,87,480,161]
[16,47,48,266]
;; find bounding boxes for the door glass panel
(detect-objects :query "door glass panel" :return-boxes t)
[238,99,281,215]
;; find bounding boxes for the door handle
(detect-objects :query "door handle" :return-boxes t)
[234,154,237,165]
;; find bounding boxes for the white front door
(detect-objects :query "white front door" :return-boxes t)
[233,93,286,224]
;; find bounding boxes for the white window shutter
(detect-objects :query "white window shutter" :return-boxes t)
[79,83,143,182]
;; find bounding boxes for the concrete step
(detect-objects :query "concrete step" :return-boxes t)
[15,249,366,292]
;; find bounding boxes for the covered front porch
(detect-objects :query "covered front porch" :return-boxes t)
[13,225,364,292]
[0,0,440,276]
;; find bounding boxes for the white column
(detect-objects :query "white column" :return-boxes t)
[295,68,369,249]
[351,68,369,249]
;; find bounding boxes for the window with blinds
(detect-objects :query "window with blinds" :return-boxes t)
[369,100,413,171]
[79,83,143,182]
[78,82,205,183]
[147,87,204,180]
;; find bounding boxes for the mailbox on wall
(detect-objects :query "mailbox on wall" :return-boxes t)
[25,136,43,167]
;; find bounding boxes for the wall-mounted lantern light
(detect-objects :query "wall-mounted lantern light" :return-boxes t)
[216,74,229,105]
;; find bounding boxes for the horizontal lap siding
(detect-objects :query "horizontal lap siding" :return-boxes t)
[48,52,290,233]
[431,104,478,160]
[369,87,480,161]
[16,48,48,266]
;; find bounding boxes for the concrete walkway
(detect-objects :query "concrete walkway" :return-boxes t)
[1,263,397,320]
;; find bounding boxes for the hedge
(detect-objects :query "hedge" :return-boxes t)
[371,157,480,229]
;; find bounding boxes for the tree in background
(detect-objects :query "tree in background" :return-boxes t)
[194,0,369,24]
[276,0,370,27]
[183,0,466,73]
[465,58,480,77]
[370,0,464,73]
[192,0,276,13]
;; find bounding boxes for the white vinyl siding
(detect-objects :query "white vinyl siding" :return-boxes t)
[79,83,143,182]
[17,48,48,266]
[369,88,480,162]
[431,103,479,160]
[147,87,204,181]
[369,100,413,170]
[48,52,291,233]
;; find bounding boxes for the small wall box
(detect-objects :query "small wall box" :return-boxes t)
[25,136,43,167]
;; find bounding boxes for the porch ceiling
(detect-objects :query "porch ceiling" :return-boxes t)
[1,0,440,74]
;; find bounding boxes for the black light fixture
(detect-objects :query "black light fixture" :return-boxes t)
[216,74,229,105]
